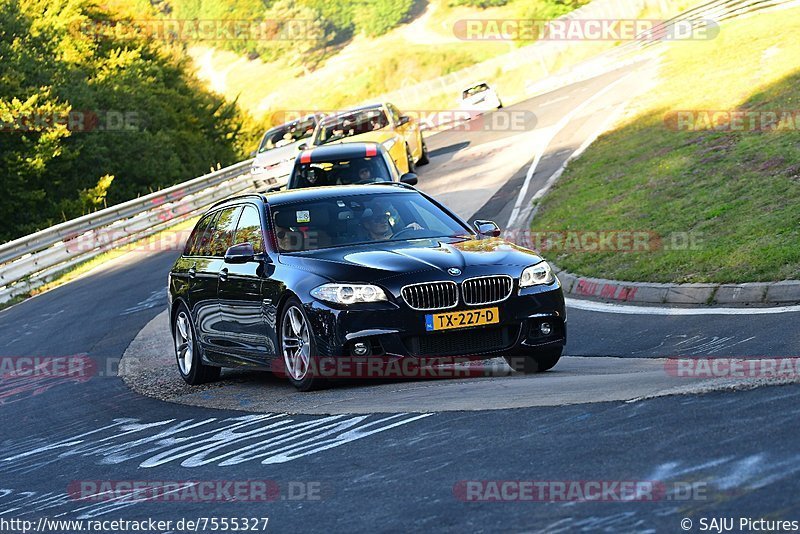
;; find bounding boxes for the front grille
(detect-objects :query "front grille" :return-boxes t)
[402,281,458,311]
[405,326,515,357]
[462,275,513,305]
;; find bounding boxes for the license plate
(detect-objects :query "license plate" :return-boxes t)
[425,307,500,331]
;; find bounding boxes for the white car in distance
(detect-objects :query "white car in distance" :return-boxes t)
[459,82,503,111]
[251,114,322,191]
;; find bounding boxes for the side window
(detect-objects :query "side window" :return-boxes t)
[184,214,213,256]
[387,104,401,125]
[235,205,265,254]
[208,207,242,257]
[196,211,221,257]
[382,151,399,178]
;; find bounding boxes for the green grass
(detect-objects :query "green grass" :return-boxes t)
[533,7,800,284]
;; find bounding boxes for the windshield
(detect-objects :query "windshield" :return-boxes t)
[463,84,489,99]
[271,192,470,252]
[288,156,392,189]
[315,109,389,144]
[259,117,317,153]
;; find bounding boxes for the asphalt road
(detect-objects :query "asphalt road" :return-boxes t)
[1,65,799,533]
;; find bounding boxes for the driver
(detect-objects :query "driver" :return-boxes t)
[361,206,422,241]
[357,165,372,183]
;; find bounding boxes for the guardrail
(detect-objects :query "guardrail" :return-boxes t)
[1,0,796,305]
[0,160,255,303]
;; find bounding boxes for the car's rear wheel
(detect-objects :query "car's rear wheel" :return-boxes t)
[279,298,324,391]
[417,138,429,166]
[405,144,416,173]
[173,303,221,385]
[504,347,562,374]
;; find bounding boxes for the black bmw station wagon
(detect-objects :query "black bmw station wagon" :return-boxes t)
[168,184,566,391]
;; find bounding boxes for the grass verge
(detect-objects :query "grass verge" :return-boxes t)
[533,7,800,283]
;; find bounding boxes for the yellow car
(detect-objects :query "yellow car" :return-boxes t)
[311,103,429,174]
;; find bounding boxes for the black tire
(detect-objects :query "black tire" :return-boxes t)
[173,302,221,385]
[278,297,325,392]
[504,346,562,374]
[405,144,416,173]
[417,138,429,166]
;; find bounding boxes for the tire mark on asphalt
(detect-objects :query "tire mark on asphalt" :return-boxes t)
[0,413,433,472]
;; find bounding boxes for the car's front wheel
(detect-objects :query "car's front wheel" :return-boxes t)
[279,298,324,391]
[504,347,562,374]
[173,303,221,385]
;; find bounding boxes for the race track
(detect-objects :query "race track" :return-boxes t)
[1,62,799,532]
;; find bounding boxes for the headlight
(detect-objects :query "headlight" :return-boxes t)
[520,262,555,287]
[311,283,388,305]
[382,138,397,151]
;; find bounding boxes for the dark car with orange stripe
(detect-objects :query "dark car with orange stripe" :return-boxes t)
[287,142,418,190]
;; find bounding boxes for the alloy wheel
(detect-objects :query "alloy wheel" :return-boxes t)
[175,311,193,376]
[282,305,311,381]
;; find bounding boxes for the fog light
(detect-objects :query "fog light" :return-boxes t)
[540,322,552,336]
[353,342,369,356]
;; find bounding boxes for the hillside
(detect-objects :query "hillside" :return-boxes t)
[183,0,591,120]
[533,6,800,283]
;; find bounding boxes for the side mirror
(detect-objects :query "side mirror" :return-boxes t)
[249,150,257,158]
[297,143,308,150]
[473,219,501,237]
[398,115,410,126]
[224,242,255,264]
[400,173,418,186]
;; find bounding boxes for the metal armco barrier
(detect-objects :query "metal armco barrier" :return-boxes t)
[0,160,254,303]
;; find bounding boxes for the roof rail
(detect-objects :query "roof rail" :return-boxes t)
[366,181,416,191]
[209,193,264,210]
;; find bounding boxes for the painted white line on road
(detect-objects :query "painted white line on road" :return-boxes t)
[567,298,800,316]
[507,69,640,228]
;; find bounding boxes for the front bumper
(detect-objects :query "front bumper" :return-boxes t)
[251,166,290,190]
[303,284,566,362]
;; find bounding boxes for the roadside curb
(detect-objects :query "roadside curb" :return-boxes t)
[553,267,800,307]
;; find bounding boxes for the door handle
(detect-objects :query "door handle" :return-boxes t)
[219,268,229,282]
